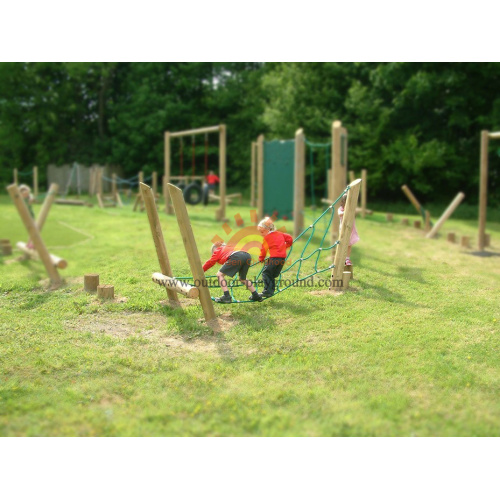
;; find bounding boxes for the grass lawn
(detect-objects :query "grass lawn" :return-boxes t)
[0,192,499,436]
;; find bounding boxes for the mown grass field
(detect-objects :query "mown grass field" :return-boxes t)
[0,191,499,436]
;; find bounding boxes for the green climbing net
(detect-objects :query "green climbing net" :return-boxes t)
[177,185,350,304]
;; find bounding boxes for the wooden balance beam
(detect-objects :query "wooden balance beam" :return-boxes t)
[16,242,68,269]
[152,273,199,299]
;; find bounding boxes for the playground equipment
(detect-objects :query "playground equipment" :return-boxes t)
[253,120,348,245]
[13,166,40,201]
[7,183,66,286]
[133,171,159,211]
[141,178,361,330]
[348,169,372,216]
[478,130,499,251]
[163,124,239,221]
[92,168,123,208]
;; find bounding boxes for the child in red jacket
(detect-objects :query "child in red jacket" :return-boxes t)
[257,218,293,298]
[203,241,262,304]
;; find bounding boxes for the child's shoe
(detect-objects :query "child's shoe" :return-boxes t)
[260,292,273,298]
[214,295,232,304]
[345,258,352,266]
[248,292,263,302]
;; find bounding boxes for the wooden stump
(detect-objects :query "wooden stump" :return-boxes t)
[461,236,470,248]
[342,270,352,289]
[447,232,456,243]
[345,264,353,280]
[97,284,114,299]
[84,274,100,292]
[1,243,12,256]
[414,220,421,229]
[0,239,10,244]
[386,213,393,222]
[401,218,409,226]
[485,234,491,247]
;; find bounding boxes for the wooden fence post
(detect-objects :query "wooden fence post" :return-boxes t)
[426,192,465,239]
[294,128,305,239]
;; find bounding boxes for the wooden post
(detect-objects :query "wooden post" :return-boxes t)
[152,171,158,198]
[84,274,100,292]
[217,124,227,221]
[330,179,361,291]
[7,184,61,285]
[36,183,58,232]
[425,210,431,233]
[401,185,423,217]
[257,134,264,220]
[164,131,174,214]
[168,183,216,324]
[152,273,199,299]
[447,232,456,243]
[294,128,305,239]
[401,218,409,226]
[478,130,489,251]
[16,242,67,269]
[386,213,393,222]
[96,168,104,208]
[33,166,38,198]
[97,285,114,299]
[331,121,348,238]
[1,241,12,255]
[342,270,352,289]
[251,141,257,208]
[13,168,18,185]
[414,220,421,229]
[361,169,367,218]
[349,170,355,184]
[461,236,470,248]
[426,192,465,239]
[140,182,180,304]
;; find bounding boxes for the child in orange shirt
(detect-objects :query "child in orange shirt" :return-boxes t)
[257,218,293,298]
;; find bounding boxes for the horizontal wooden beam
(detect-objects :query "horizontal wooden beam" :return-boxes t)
[152,272,199,299]
[488,131,500,139]
[168,125,221,138]
[16,241,68,269]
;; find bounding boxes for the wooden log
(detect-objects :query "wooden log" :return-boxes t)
[140,183,179,303]
[33,166,38,198]
[426,192,465,239]
[425,210,431,232]
[401,218,409,226]
[330,179,361,291]
[169,125,221,138]
[356,207,372,215]
[168,183,216,323]
[401,185,423,216]
[461,236,470,248]
[342,270,352,290]
[7,184,61,285]
[97,285,114,299]
[16,242,68,269]
[152,273,199,299]
[345,264,353,280]
[84,274,99,292]
[414,220,421,229]
[447,232,456,243]
[55,199,88,206]
[294,128,305,239]
[36,183,58,232]
[386,213,393,221]
[1,243,12,256]
[321,198,334,205]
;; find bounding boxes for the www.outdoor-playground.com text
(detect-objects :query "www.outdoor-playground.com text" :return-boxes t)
[169,277,345,289]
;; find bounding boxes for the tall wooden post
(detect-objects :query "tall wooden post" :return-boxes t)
[7,184,61,285]
[112,173,117,198]
[330,179,361,291]
[361,169,367,218]
[426,192,465,239]
[33,166,39,198]
[36,183,58,232]
[251,141,257,208]
[168,183,216,324]
[164,131,173,214]
[294,128,305,238]
[13,168,18,185]
[331,120,348,238]
[217,124,227,221]
[140,183,179,304]
[257,134,264,220]
[152,171,158,197]
[478,130,489,251]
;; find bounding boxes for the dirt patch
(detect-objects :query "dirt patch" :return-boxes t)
[65,311,234,354]
[204,312,239,333]
[309,289,344,297]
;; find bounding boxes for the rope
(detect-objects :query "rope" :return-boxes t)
[176,186,350,304]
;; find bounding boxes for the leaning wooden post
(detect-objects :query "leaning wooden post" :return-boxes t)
[96,168,104,208]
[33,166,39,198]
[425,210,431,233]
[293,128,305,239]
[257,134,264,220]
[250,141,257,208]
[140,183,179,304]
[152,171,158,198]
[401,185,423,219]
[361,169,367,218]
[164,131,174,214]
[36,183,58,232]
[330,179,361,291]
[216,124,227,221]
[13,168,18,185]
[168,183,216,324]
[426,192,465,239]
[7,184,61,285]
